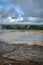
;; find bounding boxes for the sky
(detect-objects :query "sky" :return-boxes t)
[0,0,43,25]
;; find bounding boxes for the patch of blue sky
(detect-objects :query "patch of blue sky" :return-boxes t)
[7,4,24,17]
[0,1,24,18]
[0,1,10,6]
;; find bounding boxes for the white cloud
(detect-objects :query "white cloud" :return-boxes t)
[28,17,37,21]
[6,16,24,23]
[0,16,43,25]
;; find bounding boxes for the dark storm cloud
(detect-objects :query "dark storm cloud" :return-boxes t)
[9,0,43,18]
[0,6,19,18]
[0,0,43,24]
[0,0,43,18]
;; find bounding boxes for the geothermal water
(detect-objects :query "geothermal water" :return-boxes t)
[0,30,43,43]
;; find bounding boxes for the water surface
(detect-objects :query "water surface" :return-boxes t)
[0,30,43,42]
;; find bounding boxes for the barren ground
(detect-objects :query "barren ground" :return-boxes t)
[0,30,43,65]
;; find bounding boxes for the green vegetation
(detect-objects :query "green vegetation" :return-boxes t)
[2,25,43,30]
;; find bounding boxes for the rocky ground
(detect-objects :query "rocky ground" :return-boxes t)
[0,41,43,65]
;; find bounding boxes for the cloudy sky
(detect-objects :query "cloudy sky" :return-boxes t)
[0,0,43,25]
